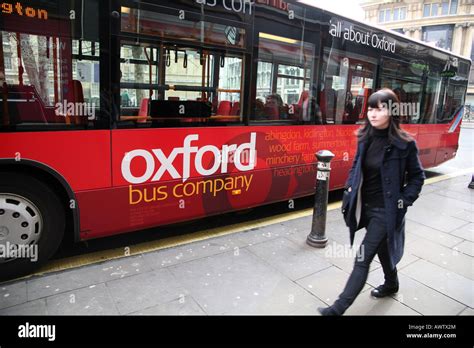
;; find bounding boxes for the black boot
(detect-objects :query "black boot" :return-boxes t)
[317,306,340,316]
[371,283,399,298]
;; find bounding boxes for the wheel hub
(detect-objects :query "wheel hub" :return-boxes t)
[0,194,43,262]
[0,225,10,240]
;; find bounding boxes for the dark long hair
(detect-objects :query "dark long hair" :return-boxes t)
[357,88,413,143]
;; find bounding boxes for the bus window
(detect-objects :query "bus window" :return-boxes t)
[256,61,273,104]
[121,6,246,49]
[418,57,464,125]
[166,49,207,102]
[380,57,423,124]
[118,4,246,127]
[252,33,316,124]
[320,49,376,125]
[163,48,243,124]
[119,42,161,124]
[422,64,442,124]
[120,44,159,107]
[0,0,103,131]
[436,59,469,123]
[217,56,243,120]
[276,65,309,105]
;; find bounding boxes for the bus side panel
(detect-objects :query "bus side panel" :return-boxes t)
[76,126,356,239]
[1,131,112,191]
[416,124,442,169]
[435,128,461,166]
[434,109,464,166]
[111,126,357,187]
[76,167,314,239]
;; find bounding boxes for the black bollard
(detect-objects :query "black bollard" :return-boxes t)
[307,150,335,248]
[469,174,474,189]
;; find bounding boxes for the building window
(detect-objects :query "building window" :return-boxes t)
[4,55,12,70]
[442,1,449,15]
[379,7,406,22]
[379,10,385,23]
[450,0,458,14]
[400,7,406,20]
[470,36,474,84]
[393,8,399,21]
[423,4,431,17]
[423,3,439,17]
[422,25,454,50]
[425,1,457,17]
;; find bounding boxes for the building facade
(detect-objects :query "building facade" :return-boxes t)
[361,0,474,108]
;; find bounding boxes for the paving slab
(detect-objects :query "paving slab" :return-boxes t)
[459,307,474,315]
[0,281,27,310]
[169,248,323,315]
[419,184,441,195]
[296,266,371,305]
[404,231,423,246]
[46,283,118,315]
[395,252,420,270]
[344,288,420,315]
[0,299,47,316]
[247,237,331,281]
[127,296,206,315]
[450,223,474,241]
[106,268,188,315]
[367,270,466,315]
[405,205,468,233]
[405,220,464,248]
[430,177,472,190]
[451,209,474,223]
[401,259,474,308]
[434,188,474,204]
[405,239,474,280]
[453,241,474,257]
[417,192,473,213]
[234,223,291,246]
[282,295,329,315]
[285,226,382,272]
[323,240,382,273]
[26,254,153,301]
[142,235,247,270]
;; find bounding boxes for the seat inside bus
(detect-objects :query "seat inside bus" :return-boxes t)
[0,80,92,126]
[1,84,48,124]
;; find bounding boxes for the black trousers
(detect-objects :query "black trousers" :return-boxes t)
[332,205,398,315]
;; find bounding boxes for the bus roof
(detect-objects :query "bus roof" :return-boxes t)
[297,0,471,63]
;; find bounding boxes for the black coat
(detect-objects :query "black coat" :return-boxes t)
[341,135,425,269]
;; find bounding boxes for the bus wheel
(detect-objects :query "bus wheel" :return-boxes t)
[0,173,65,281]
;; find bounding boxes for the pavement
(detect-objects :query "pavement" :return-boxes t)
[0,173,472,316]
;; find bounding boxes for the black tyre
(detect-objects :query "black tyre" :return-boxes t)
[0,172,65,281]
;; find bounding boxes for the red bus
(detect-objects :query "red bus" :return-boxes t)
[0,0,470,278]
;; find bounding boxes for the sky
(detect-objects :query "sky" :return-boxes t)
[298,0,365,21]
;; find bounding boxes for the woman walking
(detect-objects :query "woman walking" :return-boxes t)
[318,88,425,316]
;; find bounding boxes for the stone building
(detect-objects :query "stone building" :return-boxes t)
[360,0,474,107]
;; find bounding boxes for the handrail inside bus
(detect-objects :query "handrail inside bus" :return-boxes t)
[120,83,216,93]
